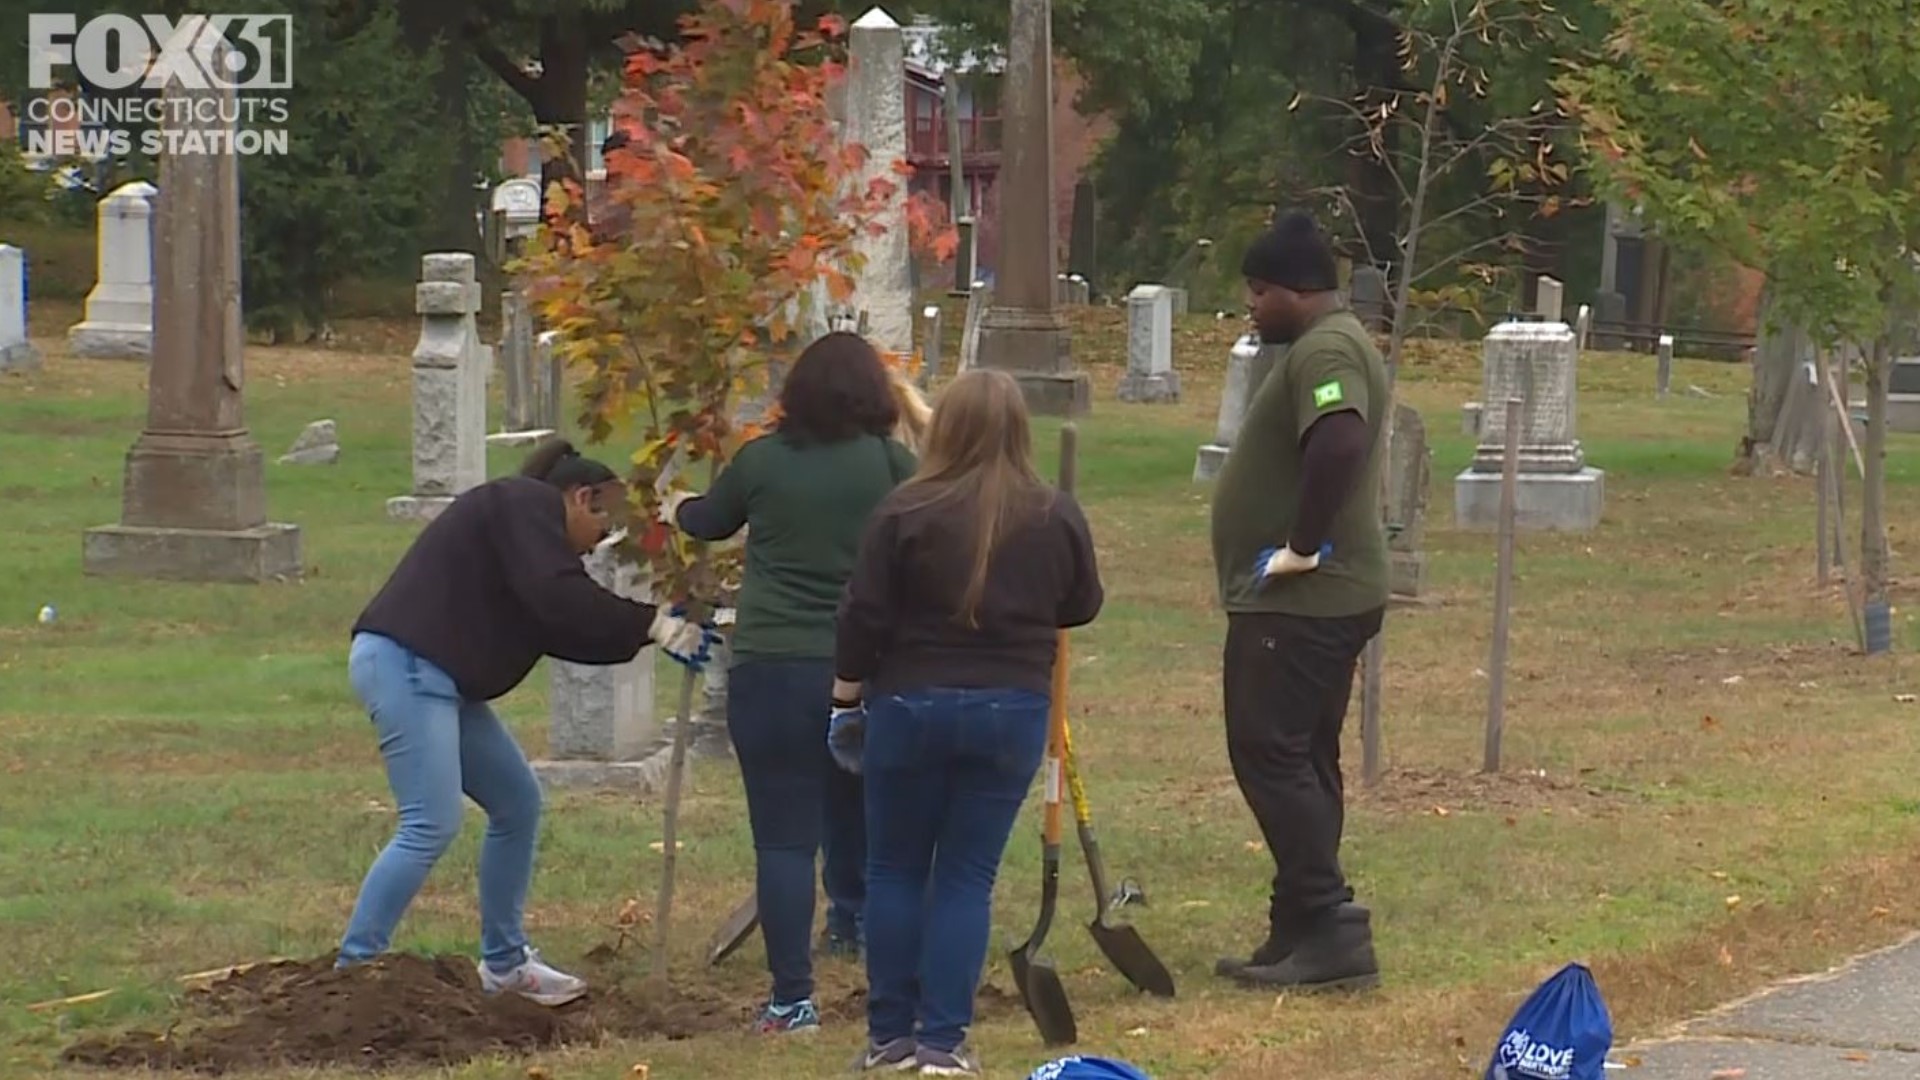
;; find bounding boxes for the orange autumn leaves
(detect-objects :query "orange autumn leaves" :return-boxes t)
[521,0,955,606]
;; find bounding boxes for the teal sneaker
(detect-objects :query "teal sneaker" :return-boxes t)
[754,998,821,1035]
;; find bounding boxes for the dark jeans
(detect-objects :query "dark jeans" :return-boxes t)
[1222,608,1384,931]
[863,686,1049,1052]
[727,658,866,1005]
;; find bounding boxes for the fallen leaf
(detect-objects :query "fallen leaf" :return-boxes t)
[1896,694,1916,704]
[1177,900,1211,910]
[631,1066,651,1080]
[527,1068,552,1080]
[648,841,684,853]
[1617,1054,1643,1067]
[1722,675,1744,685]
[1244,840,1265,852]
[1710,871,1730,881]
[617,898,643,926]
[1872,905,1892,918]
[1126,1026,1149,1037]
[1842,1051,1872,1062]
[1433,806,1451,817]
[1725,895,1743,911]
[1718,944,1735,967]
[1709,1070,1746,1079]
[1701,714,1721,731]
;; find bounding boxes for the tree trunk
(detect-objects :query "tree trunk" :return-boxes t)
[533,17,592,203]
[401,7,481,255]
[1861,337,1891,606]
[1736,287,1823,475]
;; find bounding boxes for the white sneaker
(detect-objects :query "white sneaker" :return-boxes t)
[477,947,588,1006]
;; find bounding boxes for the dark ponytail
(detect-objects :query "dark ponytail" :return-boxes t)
[520,438,619,491]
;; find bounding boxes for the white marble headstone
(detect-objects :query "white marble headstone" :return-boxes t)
[68,181,157,359]
[0,244,37,372]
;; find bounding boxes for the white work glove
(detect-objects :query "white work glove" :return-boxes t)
[650,604,720,670]
[657,490,696,528]
[1252,541,1332,584]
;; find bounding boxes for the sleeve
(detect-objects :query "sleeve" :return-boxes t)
[674,444,753,540]
[834,507,902,682]
[1289,343,1372,443]
[1053,493,1104,629]
[884,439,919,485]
[492,483,658,664]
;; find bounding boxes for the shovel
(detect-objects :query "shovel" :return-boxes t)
[1009,422,1080,1047]
[1062,719,1175,998]
[705,893,758,966]
[1009,624,1077,1047]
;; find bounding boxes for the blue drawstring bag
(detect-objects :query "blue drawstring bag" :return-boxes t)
[1029,1057,1154,1080]
[1486,962,1613,1080]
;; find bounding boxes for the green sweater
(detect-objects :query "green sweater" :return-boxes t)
[676,431,916,660]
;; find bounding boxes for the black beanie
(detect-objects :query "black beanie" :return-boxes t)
[1240,210,1339,291]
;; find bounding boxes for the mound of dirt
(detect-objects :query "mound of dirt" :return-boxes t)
[61,953,743,1075]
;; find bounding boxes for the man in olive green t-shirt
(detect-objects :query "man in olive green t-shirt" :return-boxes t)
[1209,211,1388,994]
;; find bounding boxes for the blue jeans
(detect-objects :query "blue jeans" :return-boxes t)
[863,687,1049,1052]
[727,658,866,1005]
[337,633,544,974]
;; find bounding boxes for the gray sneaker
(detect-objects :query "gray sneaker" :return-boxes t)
[477,946,588,1007]
[917,1043,982,1076]
[852,1037,917,1072]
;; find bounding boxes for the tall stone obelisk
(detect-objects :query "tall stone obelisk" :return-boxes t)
[974,0,1090,416]
[83,19,302,583]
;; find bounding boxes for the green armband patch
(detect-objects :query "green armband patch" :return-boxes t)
[1312,380,1345,408]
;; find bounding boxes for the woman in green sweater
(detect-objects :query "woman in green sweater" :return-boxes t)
[667,332,916,1033]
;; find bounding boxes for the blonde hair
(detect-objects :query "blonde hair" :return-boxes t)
[894,369,1048,626]
[890,369,933,453]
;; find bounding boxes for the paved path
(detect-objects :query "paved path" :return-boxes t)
[1614,933,1920,1078]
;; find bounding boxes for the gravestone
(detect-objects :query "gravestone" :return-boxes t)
[918,303,944,388]
[1535,275,1564,322]
[1593,291,1626,350]
[959,283,991,372]
[1166,287,1190,317]
[1656,333,1674,397]
[973,0,1090,415]
[1350,266,1390,332]
[1387,403,1430,598]
[1069,275,1091,306]
[279,420,339,465]
[847,8,914,358]
[1193,333,1278,481]
[388,254,489,521]
[0,244,38,373]
[533,534,670,791]
[1883,356,1920,433]
[1118,284,1180,403]
[82,34,301,582]
[1462,401,1483,437]
[1574,304,1591,351]
[1454,321,1606,531]
[69,180,157,359]
[1068,179,1098,282]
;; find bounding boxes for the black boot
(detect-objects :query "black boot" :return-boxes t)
[1231,902,1378,992]
[1213,903,1369,979]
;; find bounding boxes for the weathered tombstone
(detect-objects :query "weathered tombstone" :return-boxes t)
[0,244,38,373]
[1883,356,1920,433]
[82,34,301,582]
[1387,403,1430,599]
[69,180,157,359]
[1068,179,1098,282]
[973,0,1089,415]
[1454,321,1606,531]
[847,8,914,358]
[1593,291,1627,351]
[959,283,991,372]
[1165,287,1190,317]
[1193,333,1277,481]
[533,535,668,790]
[1462,401,1483,437]
[1656,333,1674,398]
[1574,304,1592,351]
[388,254,489,522]
[279,420,340,465]
[1069,274,1091,306]
[952,218,977,296]
[1118,284,1180,403]
[918,303,944,387]
[1535,275,1564,322]
[1350,266,1390,332]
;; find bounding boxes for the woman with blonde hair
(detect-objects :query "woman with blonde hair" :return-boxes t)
[830,368,1105,1076]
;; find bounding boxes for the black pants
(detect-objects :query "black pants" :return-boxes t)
[1223,607,1384,929]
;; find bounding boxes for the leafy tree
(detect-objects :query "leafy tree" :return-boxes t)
[1560,0,1920,629]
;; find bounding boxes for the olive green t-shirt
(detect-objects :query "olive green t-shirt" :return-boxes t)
[679,432,916,660]
[1209,309,1390,617]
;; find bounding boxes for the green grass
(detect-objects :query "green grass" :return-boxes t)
[6,312,1920,1079]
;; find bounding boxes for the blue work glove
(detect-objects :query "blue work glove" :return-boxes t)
[1252,541,1334,585]
[827,703,865,774]
[651,604,720,671]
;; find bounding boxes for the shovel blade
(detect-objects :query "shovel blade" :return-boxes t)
[1011,949,1077,1046]
[705,895,759,967]
[1090,919,1176,998]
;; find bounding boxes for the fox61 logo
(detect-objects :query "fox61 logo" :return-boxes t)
[27,13,292,92]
